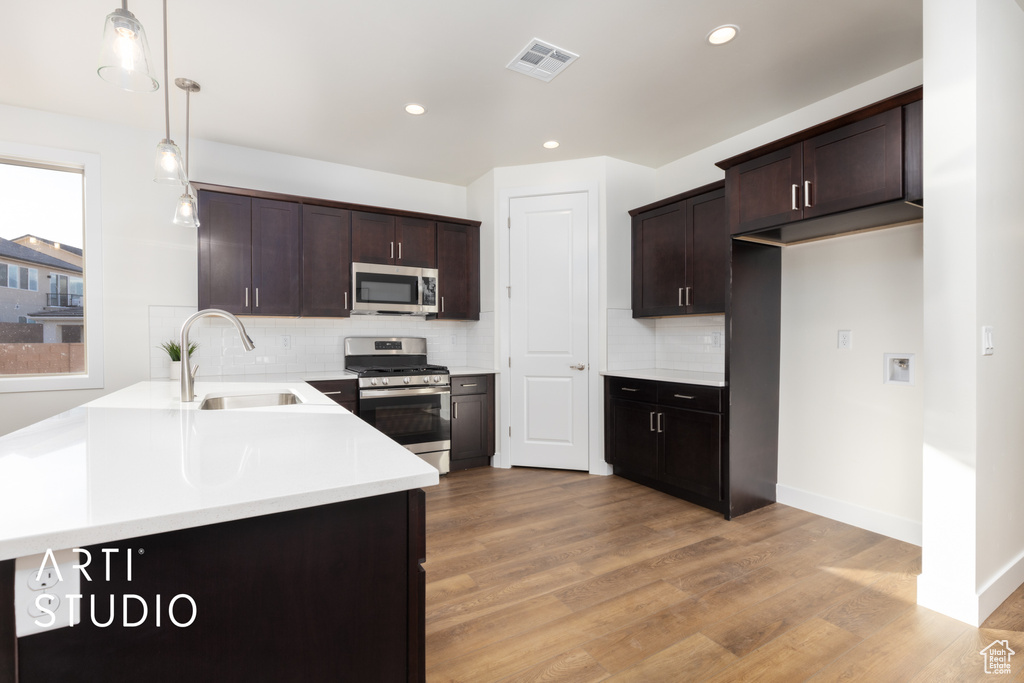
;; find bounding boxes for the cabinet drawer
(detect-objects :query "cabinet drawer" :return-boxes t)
[657,384,722,413]
[307,379,358,404]
[606,377,658,403]
[452,375,490,395]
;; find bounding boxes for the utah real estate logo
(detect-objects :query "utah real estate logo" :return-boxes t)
[980,640,1015,675]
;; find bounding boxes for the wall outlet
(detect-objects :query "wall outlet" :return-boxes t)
[712,332,722,348]
[14,549,81,637]
[280,335,291,350]
[838,330,853,350]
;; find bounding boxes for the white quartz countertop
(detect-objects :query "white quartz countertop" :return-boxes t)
[447,367,497,376]
[0,381,439,561]
[600,368,726,387]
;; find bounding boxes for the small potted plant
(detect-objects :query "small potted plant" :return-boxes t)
[159,340,199,380]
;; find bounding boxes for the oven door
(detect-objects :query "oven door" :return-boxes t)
[352,262,438,315]
[359,386,451,454]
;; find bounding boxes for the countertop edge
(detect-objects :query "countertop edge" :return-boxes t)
[600,368,726,387]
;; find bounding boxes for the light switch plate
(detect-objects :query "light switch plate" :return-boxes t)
[14,549,81,637]
[982,326,994,356]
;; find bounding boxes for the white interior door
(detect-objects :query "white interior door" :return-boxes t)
[509,192,590,470]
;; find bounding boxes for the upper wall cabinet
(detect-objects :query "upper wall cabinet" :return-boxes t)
[436,222,480,320]
[198,191,301,316]
[629,181,728,318]
[352,212,437,268]
[302,204,352,317]
[717,87,923,245]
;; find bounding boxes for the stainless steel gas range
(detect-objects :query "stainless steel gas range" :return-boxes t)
[344,337,451,474]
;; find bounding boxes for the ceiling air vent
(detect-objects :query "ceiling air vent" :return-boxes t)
[506,38,579,82]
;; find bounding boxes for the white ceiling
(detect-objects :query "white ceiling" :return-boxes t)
[0,1,922,186]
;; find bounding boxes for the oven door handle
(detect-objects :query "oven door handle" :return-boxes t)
[360,387,451,398]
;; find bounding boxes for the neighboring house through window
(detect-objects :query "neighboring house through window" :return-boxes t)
[0,143,103,391]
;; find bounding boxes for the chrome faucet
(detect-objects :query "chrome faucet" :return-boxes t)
[179,309,256,402]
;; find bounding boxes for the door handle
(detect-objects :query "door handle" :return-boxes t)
[570,363,586,371]
[804,181,812,208]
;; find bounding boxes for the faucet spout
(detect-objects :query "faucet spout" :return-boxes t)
[179,308,256,402]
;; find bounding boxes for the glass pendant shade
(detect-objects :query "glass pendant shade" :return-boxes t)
[97,7,159,92]
[154,139,186,185]
[173,191,200,228]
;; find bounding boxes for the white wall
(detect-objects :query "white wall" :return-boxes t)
[919,0,1024,626]
[0,104,468,436]
[778,225,924,544]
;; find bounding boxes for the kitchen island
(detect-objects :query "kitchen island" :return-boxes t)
[0,381,438,682]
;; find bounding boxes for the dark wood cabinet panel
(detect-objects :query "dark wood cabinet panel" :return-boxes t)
[302,205,352,317]
[903,99,923,206]
[607,398,660,478]
[660,406,722,500]
[632,203,687,316]
[437,222,480,321]
[726,144,803,235]
[631,183,727,318]
[686,189,728,315]
[802,107,903,219]
[251,198,301,316]
[450,374,494,471]
[198,191,252,314]
[352,211,397,265]
[307,378,358,415]
[396,217,437,268]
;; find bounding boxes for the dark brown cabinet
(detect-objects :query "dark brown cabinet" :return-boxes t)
[352,212,436,268]
[307,378,358,414]
[437,222,480,320]
[605,377,724,513]
[198,191,300,316]
[302,205,352,317]
[719,87,923,244]
[450,374,494,471]
[630,182,727,318]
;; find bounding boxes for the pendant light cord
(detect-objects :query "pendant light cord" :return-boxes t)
[162,0,170,141]
[185,87,190,177]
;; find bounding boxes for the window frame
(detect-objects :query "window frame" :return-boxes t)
[0,141,104,393]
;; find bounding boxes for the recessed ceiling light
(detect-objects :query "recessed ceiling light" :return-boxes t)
[543,140,560,149]
[707,24,739,46]
[405,103,426,115]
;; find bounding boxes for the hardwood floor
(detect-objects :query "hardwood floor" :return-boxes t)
[423,468,1024,682]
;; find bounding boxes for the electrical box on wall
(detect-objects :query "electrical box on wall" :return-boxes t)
[884,353,915,385]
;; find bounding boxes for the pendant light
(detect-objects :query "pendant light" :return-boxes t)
[153,0,185,184]
[97,2,159,92]
[172,78,201,228]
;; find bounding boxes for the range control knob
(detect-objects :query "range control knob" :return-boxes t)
[423,376,430,384]
[382,378,389,385]
[370,378,378,386]
[433,375,440,383]
[403,377,411,384]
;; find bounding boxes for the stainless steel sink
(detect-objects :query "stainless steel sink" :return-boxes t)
[198,391,304,411]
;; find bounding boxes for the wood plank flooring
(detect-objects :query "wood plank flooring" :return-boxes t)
[423,467,1024,682]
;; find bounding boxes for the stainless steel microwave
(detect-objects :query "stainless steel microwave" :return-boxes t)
[351,262,438,315]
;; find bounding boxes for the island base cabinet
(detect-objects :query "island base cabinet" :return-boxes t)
[6,490,427,683]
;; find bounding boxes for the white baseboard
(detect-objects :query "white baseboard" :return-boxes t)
[978,548,1024,624]
[776,484,922,546]
[919,549,1024,627]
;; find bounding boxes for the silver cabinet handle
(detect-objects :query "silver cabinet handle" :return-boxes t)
[791,183,799,211]
[344,291,348,310]
[650,411,655,432]
[398,242,402,260]
[685,287,692,306]
[255,288,259,308]
[245,287,249,308]
[453,400,458,420]
[674,394,695,400]
[390,241,394,259]
[621,387,638,392]
[657,412,664,433]
[321,391,342,396]
[804,180,812,208]
[678,288,683,307]
[570,363,586,371]
[461,383,478,388]
[441,297,445,313]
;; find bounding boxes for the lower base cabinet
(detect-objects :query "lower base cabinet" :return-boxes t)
[306,378,358,414]
[605,376,731,517]
[450,374,494,471]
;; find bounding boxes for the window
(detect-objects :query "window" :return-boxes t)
[0,142,103,392]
